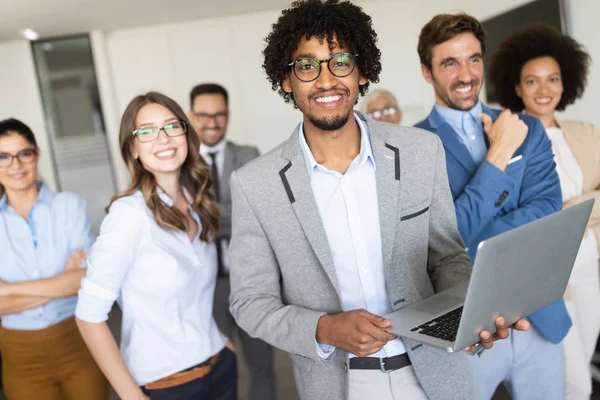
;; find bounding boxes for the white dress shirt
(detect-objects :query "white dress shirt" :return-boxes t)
[546,127,599,269]
[75,190,227,385]
[200,138,227,183]
[546,127,584,203]
[299,114,407,359]
[200,139,230,272]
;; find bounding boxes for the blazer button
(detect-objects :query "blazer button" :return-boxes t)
[342,362,348,373]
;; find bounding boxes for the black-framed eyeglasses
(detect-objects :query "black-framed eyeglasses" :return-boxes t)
[132,121,187,143]
[0,148,38,169]
[287,52,358,82]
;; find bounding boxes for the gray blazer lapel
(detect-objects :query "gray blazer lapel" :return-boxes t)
[279,127,341,297]
[367,120,400,277]
[222,142,236,202]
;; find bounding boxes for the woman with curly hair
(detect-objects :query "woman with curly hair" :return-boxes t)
[75,92,235,400]
[489,23,599,399]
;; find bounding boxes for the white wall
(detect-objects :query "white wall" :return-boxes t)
[0,40,58,190]
[359,0,599,130]
[2,0,598,194]
[90,30,131,191]
[102,8,299,189]
[559,0,600,128]
[103,0,537,171]
[99,10,299,190]
[357,0,531,123]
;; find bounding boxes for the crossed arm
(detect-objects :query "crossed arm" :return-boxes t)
[0,249,87,316]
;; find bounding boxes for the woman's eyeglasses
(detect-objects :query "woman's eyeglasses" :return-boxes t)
[132,121,187,143]
[0,148,38,169]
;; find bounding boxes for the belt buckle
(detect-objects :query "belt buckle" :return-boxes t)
[379,357,394,373]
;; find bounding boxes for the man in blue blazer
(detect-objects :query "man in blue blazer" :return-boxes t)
[414,13,570,400]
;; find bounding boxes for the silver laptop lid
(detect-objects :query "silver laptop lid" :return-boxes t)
[453,199,594,350]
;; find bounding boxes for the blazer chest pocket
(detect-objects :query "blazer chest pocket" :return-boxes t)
[292,354,313,372]
[400,202,430,222]
[506,154,526,175]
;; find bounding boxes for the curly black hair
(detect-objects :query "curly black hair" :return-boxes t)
[488,23,591,112]
[262,0,381,104]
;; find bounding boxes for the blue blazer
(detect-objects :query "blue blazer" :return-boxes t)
[415,104,571,344]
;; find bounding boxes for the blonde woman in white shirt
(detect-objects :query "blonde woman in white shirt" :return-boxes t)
[75,92,234,400]
[489,24,599,400]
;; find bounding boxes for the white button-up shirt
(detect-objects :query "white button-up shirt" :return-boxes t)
[75,190,227,385]
[299,114,406,359]
[200,138,227,184]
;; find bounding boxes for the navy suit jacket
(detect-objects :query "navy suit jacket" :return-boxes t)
[415,104,571,344]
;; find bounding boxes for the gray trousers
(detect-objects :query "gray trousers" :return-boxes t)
[213,277,276,400]
[469,326,566,400]
[349,366,428,400]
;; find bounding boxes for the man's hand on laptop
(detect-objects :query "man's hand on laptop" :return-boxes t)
[463,316,530,352]
[316,310,396,357]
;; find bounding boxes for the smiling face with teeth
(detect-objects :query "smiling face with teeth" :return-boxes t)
[282,34,367,132]
[516,56,563,122]
[422,32,484,111]
[132,103,189,182]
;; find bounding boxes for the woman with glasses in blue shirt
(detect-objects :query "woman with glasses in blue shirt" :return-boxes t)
[0,118,107,399]
[75,92,235,400]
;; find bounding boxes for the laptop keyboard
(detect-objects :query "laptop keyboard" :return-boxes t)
[409,306,463,342]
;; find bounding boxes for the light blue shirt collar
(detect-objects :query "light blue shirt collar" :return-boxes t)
[433,101,487,165]
[434,101,483,133]
[298,113,375,179]
[37,184,54,205]
[0,183,53,212]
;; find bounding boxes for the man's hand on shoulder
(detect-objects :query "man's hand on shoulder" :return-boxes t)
[479,110,528,172]
[316,310,396,357]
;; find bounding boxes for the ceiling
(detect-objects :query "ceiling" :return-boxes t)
[0,0,296,41]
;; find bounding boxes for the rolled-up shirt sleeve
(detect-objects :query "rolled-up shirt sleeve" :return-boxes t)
[75,198,145,323]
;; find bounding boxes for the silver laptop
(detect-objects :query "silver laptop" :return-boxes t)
[385,199,594,352]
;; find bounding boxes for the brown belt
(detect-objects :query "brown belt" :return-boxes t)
[144,353,220,390]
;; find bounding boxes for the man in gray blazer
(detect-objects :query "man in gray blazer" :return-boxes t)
[189,83,275,400]
[229,2,526,400]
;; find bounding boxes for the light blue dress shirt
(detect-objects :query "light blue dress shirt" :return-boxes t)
[0,185,93,330]
[434,101,487,165]
[299,114,407,359]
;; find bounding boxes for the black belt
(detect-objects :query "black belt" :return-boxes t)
[349,353,411,372]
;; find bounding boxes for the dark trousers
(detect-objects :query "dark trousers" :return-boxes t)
[213,277,276,400]
[143,348,237,400]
